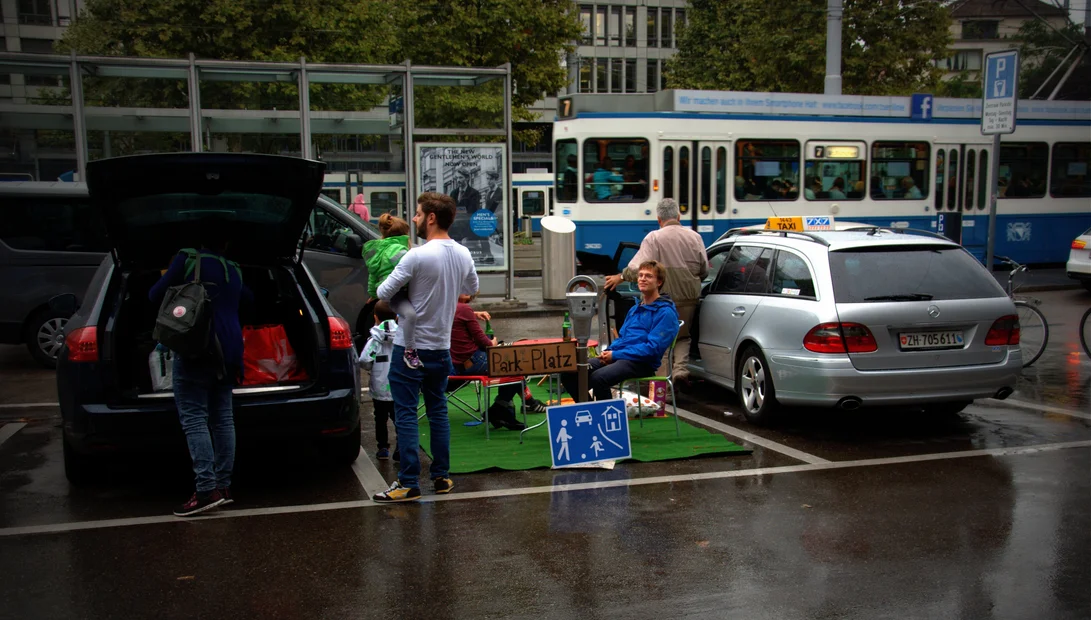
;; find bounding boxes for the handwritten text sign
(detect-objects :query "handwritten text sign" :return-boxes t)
[488,341,577,377]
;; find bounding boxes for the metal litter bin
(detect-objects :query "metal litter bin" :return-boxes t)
[540,216,576,304]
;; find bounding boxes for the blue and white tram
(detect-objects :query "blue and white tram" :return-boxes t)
[552,91,1091,266]
[321,171,407,222]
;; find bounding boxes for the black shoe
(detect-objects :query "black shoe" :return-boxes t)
[218,487,234,507]
[488,402,516,429]
[174,490,225,517]
[433,477,455,494]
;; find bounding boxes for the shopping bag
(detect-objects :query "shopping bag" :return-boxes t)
[148,346,173,392]
[241,325,309,386]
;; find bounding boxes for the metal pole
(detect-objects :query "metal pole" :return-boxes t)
[404,60,416,233]
[1047,49,1086,100]
[824,0,843,95]
[576,344,589,403]
[1029,44,1078,99]
[297,56,312,159]
[187,52,202,152]
[985,133,1000,271]
[68,51,87,181]
[503,62,515,302]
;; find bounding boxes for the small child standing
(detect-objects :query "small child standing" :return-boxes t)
[364,213,422,369]
[359,304,399,460]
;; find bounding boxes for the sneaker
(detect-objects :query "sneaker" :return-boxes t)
[173,490,225,517]
[218,487,234,507]
[525,397,548,414]
[403,348,423,369]
[376,448,391,460]
[433,477,455,494]
[372,480,421,503]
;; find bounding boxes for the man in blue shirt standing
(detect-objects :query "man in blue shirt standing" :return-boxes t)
[592,157,624,200]
[561,260,679,401]
[149,223,251,517]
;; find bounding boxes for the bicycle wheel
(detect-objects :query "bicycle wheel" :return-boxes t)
[1080,307,1091,358]
[1014,301,1048,367]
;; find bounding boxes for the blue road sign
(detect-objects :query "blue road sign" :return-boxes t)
[910,94,933,121]
[546,398,631,468]
[982,50,1018,135]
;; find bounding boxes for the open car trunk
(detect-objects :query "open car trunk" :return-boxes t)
[108,262,322,401]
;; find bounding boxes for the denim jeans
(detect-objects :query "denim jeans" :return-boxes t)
[560,356,657,401]
[389,345,453,489]
[172,355,235,493]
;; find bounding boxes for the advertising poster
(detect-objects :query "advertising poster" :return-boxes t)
[417,143,507,271]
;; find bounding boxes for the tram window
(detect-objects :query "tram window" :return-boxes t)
[736,140,800,201]
[1050,142,1091,198]
[935,150,945,211]
[716,147,727,213]
[998,142,1047,198]
[663,146,674,199]
[679,146,690,213]
[582,138,649,203]
[947,150,958,208]
[964,150,976,211]
[870,141,929,200]
[700,147,711,214]
[803,161,863,200]
[977,150,988,210]
[522,191,546,216]
[555,139,578,203]
[369,192,399,218]
[320,189,342,206]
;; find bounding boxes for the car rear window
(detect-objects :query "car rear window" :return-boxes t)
[829,246,1004,302]
[116,192,294,227]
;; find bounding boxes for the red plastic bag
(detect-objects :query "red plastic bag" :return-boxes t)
[241,325,309,386]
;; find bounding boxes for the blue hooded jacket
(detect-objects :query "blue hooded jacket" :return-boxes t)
[609,295,680,366]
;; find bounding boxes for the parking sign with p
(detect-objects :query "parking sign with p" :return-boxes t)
[981,50,1018,135]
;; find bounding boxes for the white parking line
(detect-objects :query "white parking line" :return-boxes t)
[673,407,831,464]
[982,398,1091,421]
[350,451,388,497]
[0,403,59,410]
[0,423,27,448]
[7,439,1084,538]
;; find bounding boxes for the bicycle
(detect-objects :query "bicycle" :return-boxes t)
[1080,306,1090,359]
[997,256,1049,368]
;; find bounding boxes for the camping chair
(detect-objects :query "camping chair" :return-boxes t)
[617,320,684,438]
[417,375,527,441]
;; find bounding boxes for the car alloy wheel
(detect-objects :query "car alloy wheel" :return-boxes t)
[37,317,68,361]
[740,355,766,414]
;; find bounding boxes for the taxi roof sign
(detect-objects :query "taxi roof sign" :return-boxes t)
[766,216,835,231]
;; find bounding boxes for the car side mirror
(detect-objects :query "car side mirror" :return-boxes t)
[49,293,79,315]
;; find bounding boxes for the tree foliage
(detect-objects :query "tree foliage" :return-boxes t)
[1014,19,1090,100]
[667,0,952,96]
[54,0,581,149]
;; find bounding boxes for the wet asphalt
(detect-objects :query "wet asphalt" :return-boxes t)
[0,289,1089,619]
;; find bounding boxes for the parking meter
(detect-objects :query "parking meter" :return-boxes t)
[565,276,599,402]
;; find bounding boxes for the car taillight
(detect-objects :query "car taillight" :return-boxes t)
[328,317,353,350]
[985,315,1020,346]
[803,322,877,354]
[1073,239,1087,250]
[65,326,98,362]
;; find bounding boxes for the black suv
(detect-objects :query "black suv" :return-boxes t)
[56,153,361,483]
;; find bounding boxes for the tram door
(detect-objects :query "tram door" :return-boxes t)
[935,144,991,260]
[661,140,732,246]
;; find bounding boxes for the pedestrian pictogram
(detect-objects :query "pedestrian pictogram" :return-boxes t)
[546,399,631,468]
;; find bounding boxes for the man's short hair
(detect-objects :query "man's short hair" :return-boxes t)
[418,192,456,231]
[638,260,666,290]
[656,198,680,221]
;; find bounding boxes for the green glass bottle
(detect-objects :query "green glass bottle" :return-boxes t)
[485,319,495,340]
[562,311,572,341]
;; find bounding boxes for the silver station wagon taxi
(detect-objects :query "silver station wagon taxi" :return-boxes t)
[687,219,1021,424]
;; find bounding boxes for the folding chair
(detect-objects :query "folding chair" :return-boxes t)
[417,375,527,440]
[617,320,684,438]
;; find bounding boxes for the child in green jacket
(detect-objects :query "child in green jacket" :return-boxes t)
[363,213,421,369]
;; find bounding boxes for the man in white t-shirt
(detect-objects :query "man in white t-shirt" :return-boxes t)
[373,192,479,503]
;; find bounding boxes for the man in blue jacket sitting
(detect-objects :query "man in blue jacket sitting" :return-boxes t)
[561,260,680,401]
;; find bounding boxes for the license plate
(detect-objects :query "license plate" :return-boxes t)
[899,331,964,350]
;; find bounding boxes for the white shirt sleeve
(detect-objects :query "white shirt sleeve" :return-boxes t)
[377,251,414,300]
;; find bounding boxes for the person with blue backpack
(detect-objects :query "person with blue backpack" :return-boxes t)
[149,223,252,517]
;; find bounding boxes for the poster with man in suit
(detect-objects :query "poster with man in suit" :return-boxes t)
[417,144,506,270]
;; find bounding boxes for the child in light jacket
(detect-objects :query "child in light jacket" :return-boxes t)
[359,304,399,460]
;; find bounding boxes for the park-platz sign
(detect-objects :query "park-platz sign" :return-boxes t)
[981,50,1019,135]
